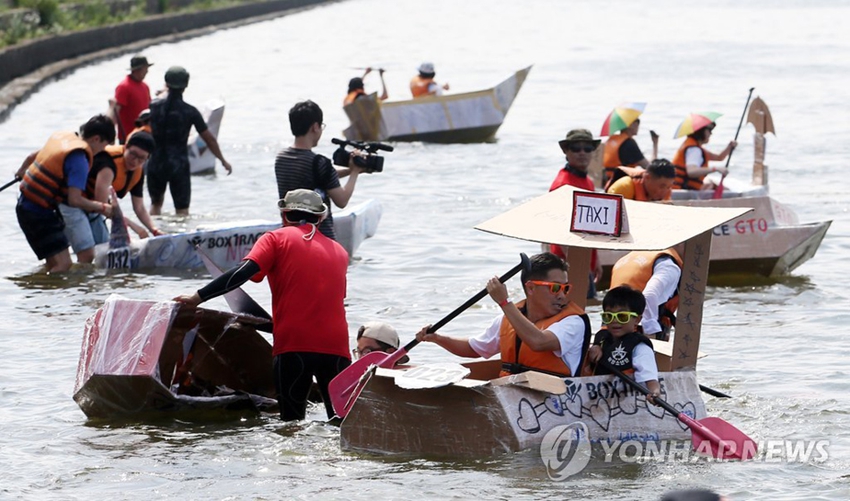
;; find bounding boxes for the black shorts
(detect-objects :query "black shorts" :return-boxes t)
[273,352,350,421]
[147,161,191,210]
[16,200,69,260]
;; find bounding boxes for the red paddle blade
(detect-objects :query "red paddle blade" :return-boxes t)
[678,413,758,460]
[712,175,726,199]
[329,349,406,418]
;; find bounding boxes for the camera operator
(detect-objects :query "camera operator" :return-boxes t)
[274,100,369,241]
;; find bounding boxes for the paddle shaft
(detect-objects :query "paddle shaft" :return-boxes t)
[699,384,731,399]
[398,253,531,354]
[599,360,680,417]
[0,178,20,193]
[724,87,755,169]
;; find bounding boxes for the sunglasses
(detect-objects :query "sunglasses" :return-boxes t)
[568,145,596,153]
[528,280,571,295]
[600,311,639,325]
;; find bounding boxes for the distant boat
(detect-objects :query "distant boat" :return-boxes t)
[342,66,532,143]
[188,98,225,175]
[93,199,382,271]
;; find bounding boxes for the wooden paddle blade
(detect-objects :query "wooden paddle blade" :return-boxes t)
[678,413,758,460]
[329,350,397,418]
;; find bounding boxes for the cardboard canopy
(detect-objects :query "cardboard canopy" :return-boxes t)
[474,185,752,250]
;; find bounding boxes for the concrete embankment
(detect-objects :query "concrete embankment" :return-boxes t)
[0,0,333,121]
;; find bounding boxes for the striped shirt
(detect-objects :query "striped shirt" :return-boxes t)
[274,147,341,239]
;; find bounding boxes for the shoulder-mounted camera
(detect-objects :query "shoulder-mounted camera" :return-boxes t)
[331,138,394,173]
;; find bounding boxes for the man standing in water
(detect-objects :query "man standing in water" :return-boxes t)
[275,100,365,240]
[174,189,351,421]
[147,66,232,216]
[112,54,152,144]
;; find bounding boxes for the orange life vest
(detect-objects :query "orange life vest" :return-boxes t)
[610,249,683,325]
[499,300,587,377]
[19,131,92,209]
[86,145,143,200]
[343,89,366,106]
[410,76,434,98]
[672,137,707,190]
[602,133,640,181]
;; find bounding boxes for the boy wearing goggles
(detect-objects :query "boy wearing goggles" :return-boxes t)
[416,252,591,379]
[583,285,662,405]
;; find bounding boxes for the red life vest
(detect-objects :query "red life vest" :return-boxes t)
[499,300,587,377]
[672,137,707,190]
[410,76,435,98]
[344,89,366,106]
[20,131,92,209]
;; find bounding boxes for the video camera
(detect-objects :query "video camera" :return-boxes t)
[331,138,394,173]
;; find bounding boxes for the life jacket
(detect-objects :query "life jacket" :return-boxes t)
[610,249,683,331]
[602,133,640,181]
[410,76,435,98]
[499,300,589,378]
[604,165,644,193]
[19,131,92,209]
[591,330,654,376]
[672,137,707,190]
[344,89,366,106]
[86,145,143,200]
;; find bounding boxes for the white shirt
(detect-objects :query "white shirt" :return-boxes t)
[468,312,586,375]
[640,257,681,335]
[684,146,706,167]
[632,342,658,383]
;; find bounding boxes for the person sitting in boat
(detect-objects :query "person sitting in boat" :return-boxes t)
[174,189,351,422]
[344,67,388,106]
[609,248,682,341]
[354,321,409,366]
[85,131,163,240]
[673,122,736,190]
[582,285,662,405]
[550,128,602,298]
[15,114,116,272]
[602,119,659,185]
[605,158,676,202]
[415,252,591,379]
[410,62,449,98]
[276,100,367,241]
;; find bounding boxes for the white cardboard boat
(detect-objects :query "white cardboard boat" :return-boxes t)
[598,98,830,282]
[342,66,532,143]
[188,98,225,175]
[340,186,750,458]
[93,198,382,271]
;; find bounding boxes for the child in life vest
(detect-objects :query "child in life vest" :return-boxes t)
[582,285,662,405]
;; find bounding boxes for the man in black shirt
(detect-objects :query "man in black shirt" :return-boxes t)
[274,100,364,240]
[147,66,232,216]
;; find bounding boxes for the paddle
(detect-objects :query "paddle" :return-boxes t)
[0,178,20,193]
[329,253,532,419]
[713,87,755,199]
[599,359,756,460]
[699,384,731,399]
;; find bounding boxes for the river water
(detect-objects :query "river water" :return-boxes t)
[1,0,848,499]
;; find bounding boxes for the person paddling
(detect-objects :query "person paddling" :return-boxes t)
[344,67,388,106]
[672,121,736,191]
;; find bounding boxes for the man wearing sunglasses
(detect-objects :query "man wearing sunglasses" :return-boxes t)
[549,128,604,298]
[416,252,591,379]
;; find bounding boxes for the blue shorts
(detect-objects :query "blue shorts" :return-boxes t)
[16,199,69,260]
[59,204,109,254]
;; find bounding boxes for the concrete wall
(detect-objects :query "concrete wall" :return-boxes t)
[0,0,331,120]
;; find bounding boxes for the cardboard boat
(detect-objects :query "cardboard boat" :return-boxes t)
[340,186,750,457]
[73,295,276,420]
[93,198,382,271]
[188,98,225,175]
[342,66,532,143]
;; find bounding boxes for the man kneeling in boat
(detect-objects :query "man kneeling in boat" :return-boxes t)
[415,252,590,378]
[605,158,676,202]
[174,189,351,421]
[354,322,409,366]
[581,285,662,405]
[410,62,449,98]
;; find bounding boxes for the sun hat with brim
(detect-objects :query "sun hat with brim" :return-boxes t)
[358,322,410,364]
[129,55,152,70]
[558,128,602,151]
[277,189,328,216]
[418,62,435,74]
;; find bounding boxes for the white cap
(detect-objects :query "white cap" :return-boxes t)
[358,321,399,348]
[418,62,435,74]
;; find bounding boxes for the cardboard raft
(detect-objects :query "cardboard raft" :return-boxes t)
[340,360,706,458]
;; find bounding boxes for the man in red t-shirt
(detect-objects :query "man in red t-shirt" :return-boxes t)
[175,189,351,421]
[549,128,602,297]
[112,55,152,143]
